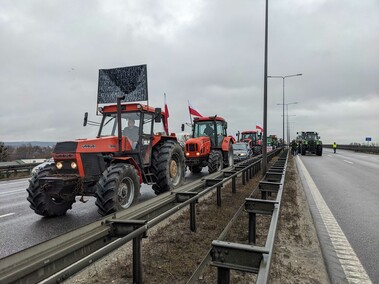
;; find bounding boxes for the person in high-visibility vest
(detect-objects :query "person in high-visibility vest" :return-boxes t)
[332,142,337,153]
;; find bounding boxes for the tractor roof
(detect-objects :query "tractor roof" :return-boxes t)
[193,116,226,122]
[241,130,259,134]
[100,103,166,116]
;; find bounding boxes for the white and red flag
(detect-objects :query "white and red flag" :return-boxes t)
[256,123,264,133]
[188,100,203,117]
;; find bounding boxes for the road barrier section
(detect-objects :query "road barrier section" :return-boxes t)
[0,149,282,284]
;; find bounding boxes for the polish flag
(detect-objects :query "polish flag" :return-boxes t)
[256,123,264,133]
[164,93,169,134]
[188,101,203,117]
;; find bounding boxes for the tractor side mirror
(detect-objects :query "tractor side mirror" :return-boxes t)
[181,124,185,131]
[83,112,88,127]
[155,108,162,122]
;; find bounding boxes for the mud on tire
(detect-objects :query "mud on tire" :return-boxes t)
[95,163,140,216]
[27,163,75,217]
[151,140,185,195]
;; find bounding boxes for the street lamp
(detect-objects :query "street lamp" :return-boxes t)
[277,102,298,144]
[268,73,302,145]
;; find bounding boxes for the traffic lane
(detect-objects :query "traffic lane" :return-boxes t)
[299,152,379,282]
[0,169,206,258]
[323,148,379,175]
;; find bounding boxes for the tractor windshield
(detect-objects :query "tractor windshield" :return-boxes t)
[193,120,225,147]
[305,132,316,140]
[241,133,257,143]
[99,112,141,138]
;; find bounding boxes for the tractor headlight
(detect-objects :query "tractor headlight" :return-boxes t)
[71,162,77,169]
[186,152,190,156]
[56,162,63,169]
[196,152,200,156]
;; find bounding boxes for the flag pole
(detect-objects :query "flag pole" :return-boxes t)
[188,100,193,126]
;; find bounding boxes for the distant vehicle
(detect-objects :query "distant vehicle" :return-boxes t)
[240,130,263,155]
[183,116,235,174]
[298,131,323,156]
[232,142,252,162]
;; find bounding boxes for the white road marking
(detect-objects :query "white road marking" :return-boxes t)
[343,160,354,164]
[0,213,15,218]
[0,189,26,196]
[297,156,372,283]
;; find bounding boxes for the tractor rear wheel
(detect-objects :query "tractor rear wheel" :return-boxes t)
[208,150,223,174]
[151,140,185,195]
[316,145,323,156]
[95,163,140,216]
[301,146,306,155]
[27,163,75,217]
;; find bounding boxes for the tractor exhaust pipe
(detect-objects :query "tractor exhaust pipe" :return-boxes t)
[117,96,125,153]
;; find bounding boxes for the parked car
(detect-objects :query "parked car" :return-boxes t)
[232,142,252,162]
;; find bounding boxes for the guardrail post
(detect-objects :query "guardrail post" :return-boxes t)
[232,176,236,193]
[133,234,143,283]
[242,170,246,185]
[107,220,147,284]
[217,185,222,207]
[176,192,198,232]
[248,212,257,244]
[217,267,230,284]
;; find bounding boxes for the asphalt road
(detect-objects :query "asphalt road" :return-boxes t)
[0,170,208,259]
[297,148,379,283]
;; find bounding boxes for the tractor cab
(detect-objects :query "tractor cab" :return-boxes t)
[95,103,164,168]
[192,117,227,148]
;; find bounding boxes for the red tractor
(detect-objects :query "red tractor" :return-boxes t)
[240,130,263,156]
[27,97,185,217]
[183,116,235,174]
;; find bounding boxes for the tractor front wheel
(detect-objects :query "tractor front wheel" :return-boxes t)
[95,163,140,216]
[316,145,323,156]
[27,163,75,217]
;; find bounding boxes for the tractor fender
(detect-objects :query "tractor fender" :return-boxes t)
[221,136,234,152]
[111,157,143,184]
[151,135,179,148]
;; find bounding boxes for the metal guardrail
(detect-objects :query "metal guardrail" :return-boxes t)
[0,149,282,284]
[187,149,289,283]
[0,163,39,179]
[323,144,379,154]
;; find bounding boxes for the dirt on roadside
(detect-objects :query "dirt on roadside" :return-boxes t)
[66,155,329,284]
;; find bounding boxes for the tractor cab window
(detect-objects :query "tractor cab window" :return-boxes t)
[99,114,117,136]
[306,132,316,140]
[215,121,225,147]
[122,113,141,148]
[194,122,214,138]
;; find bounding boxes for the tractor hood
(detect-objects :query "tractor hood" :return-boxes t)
[54,136,132,155]
[184,136,211,157]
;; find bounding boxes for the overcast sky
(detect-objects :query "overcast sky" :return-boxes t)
[1,0,378,145]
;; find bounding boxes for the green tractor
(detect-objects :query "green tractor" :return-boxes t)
[298,131,323,156]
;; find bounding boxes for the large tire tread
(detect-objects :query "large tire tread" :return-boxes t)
[26,163,75,217]
[95,163,140,216]
[151,140,185,195]
[208,150,223,174]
